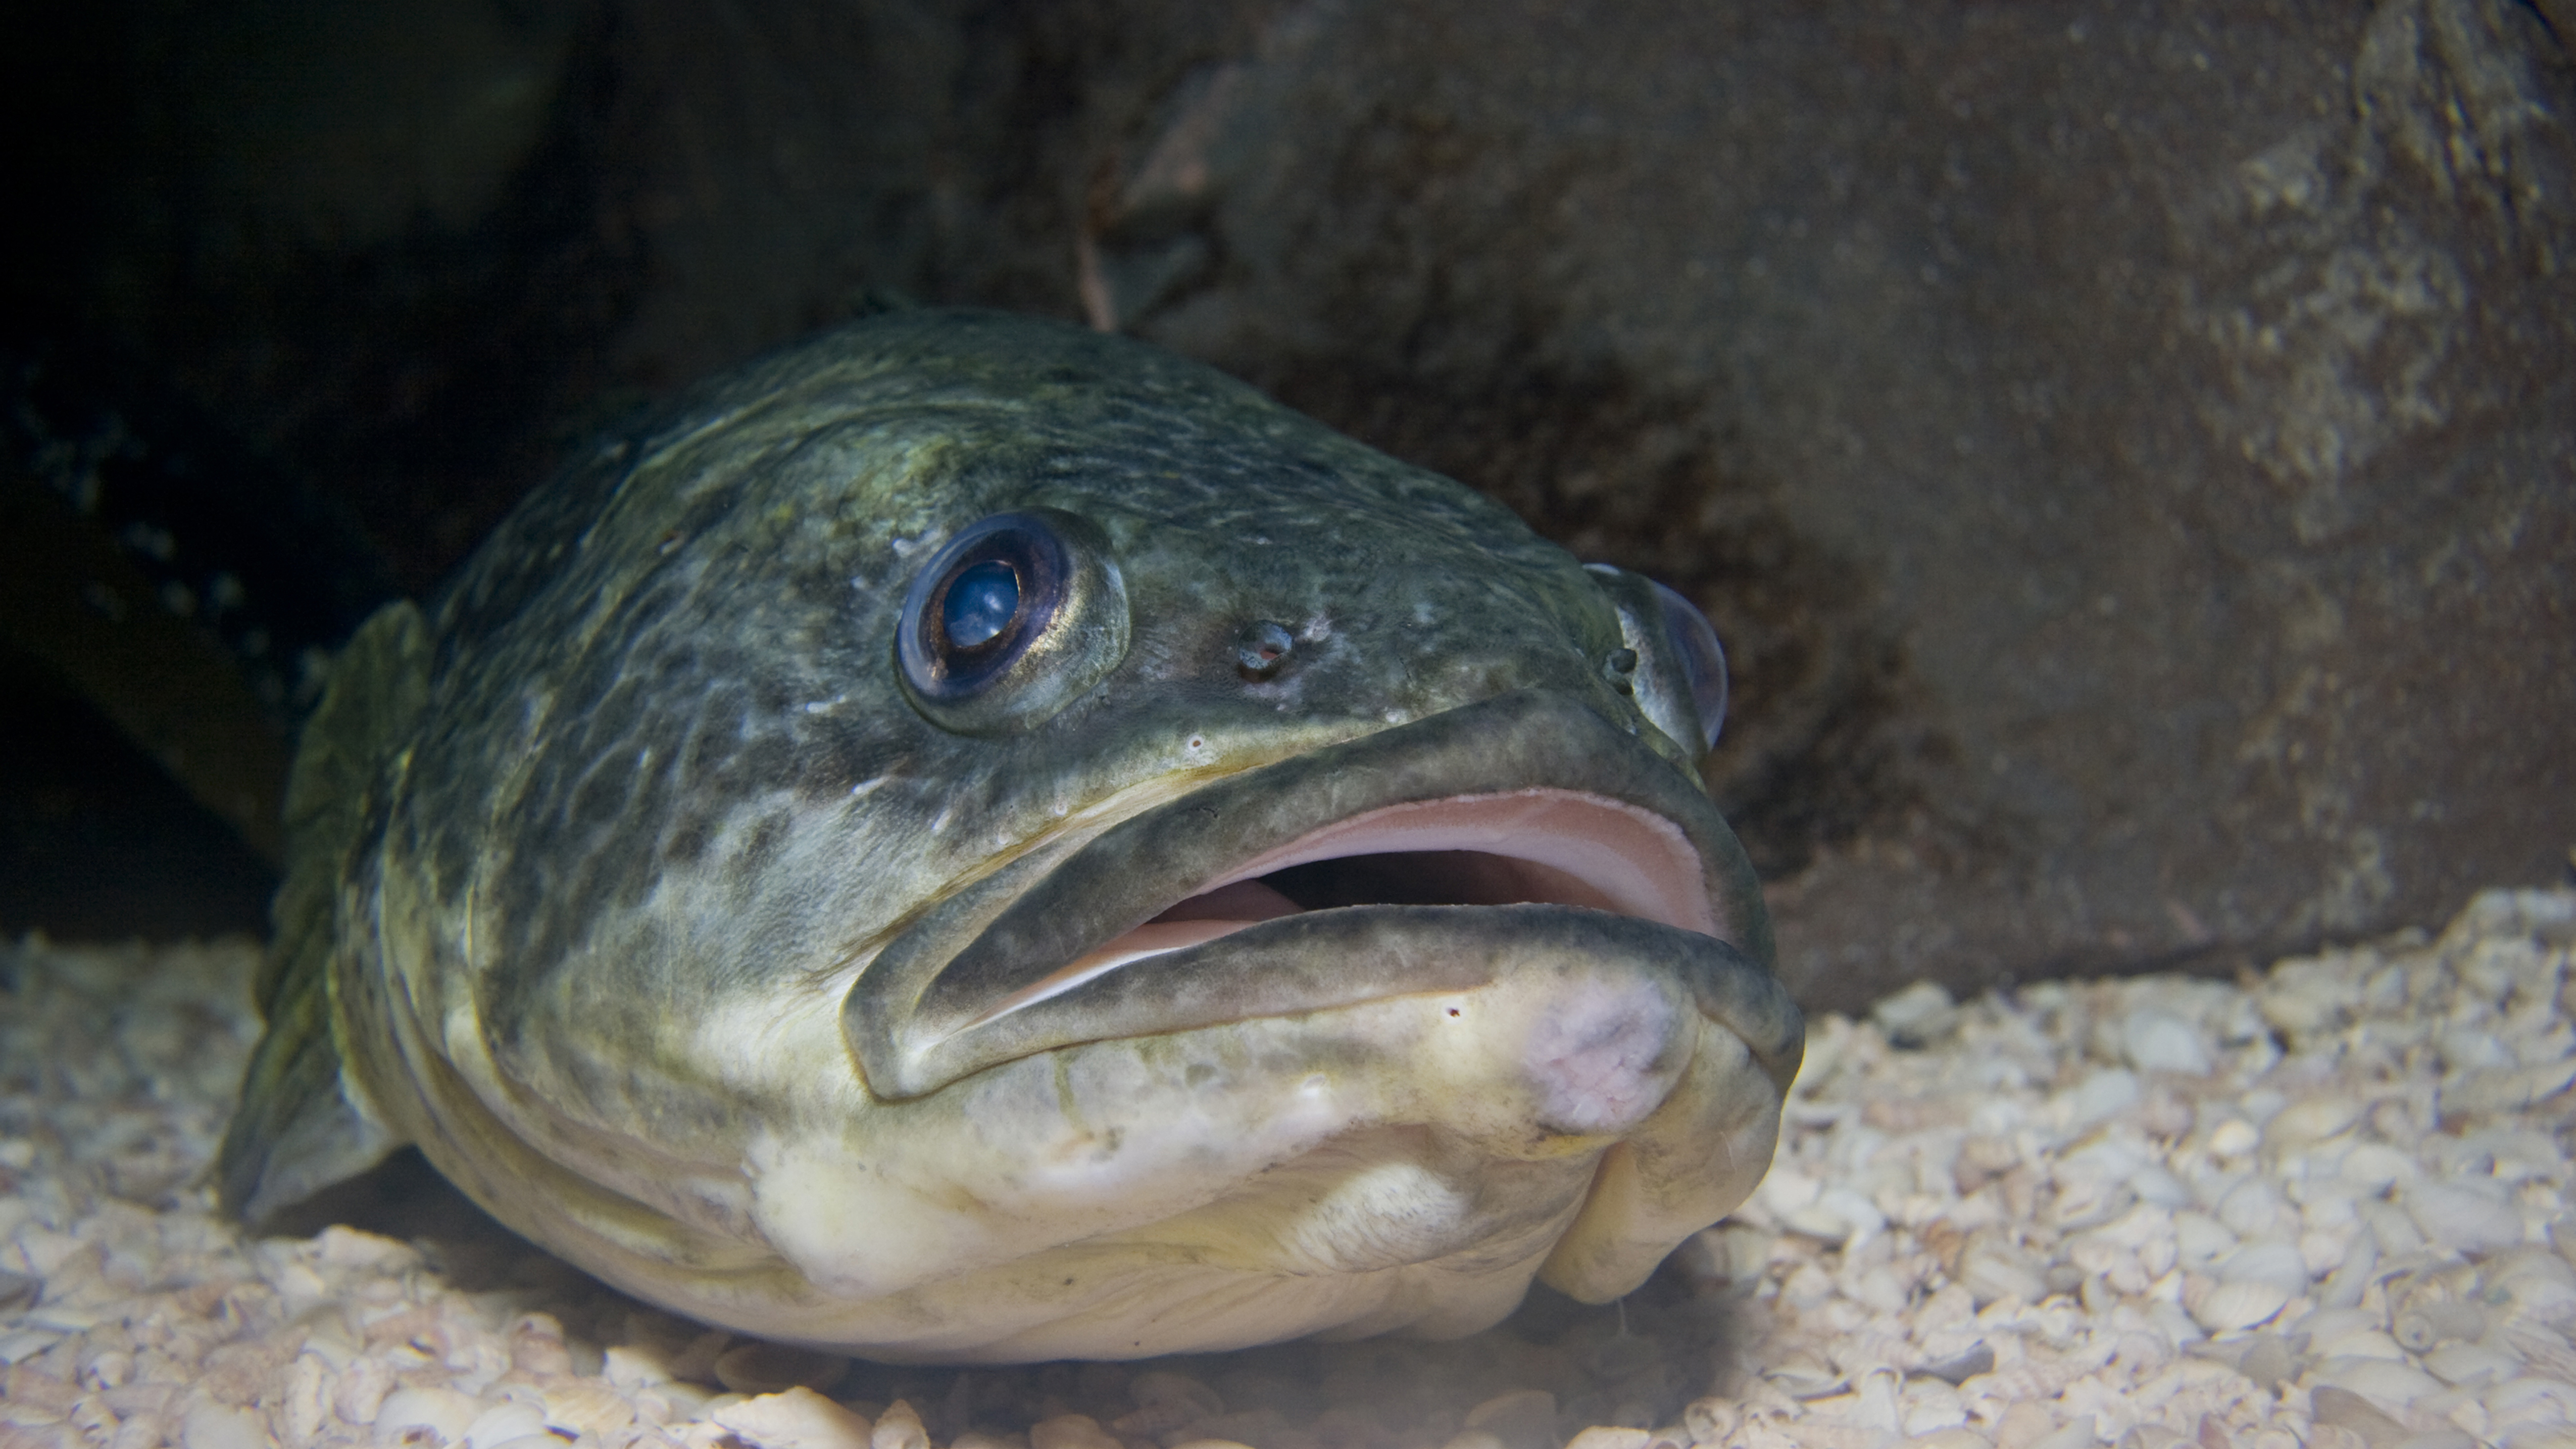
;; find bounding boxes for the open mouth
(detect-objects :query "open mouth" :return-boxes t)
[971,787,1722,1028]
[843,690,1783,1102]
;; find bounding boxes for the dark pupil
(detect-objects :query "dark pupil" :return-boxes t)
[942,559,1021,649]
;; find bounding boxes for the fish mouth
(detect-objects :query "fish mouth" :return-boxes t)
[843,690,1797,1102]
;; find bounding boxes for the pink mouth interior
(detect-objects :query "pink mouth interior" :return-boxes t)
[974,789,1719,1024]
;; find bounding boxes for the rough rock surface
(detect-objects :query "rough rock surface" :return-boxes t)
[21,1,2576,1004]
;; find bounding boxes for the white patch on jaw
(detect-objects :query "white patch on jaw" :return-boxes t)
[1520,977,1678,1135]
[1273,1160,1472,1275]
[745,1042,1354,1303]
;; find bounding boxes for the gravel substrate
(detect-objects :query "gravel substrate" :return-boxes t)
[4,888,2573,1449]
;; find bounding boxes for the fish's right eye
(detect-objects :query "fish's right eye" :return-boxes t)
[897,509,1130,735]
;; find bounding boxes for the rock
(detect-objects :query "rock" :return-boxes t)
[27,0,2575,1007]
[1085,0,2576,1010]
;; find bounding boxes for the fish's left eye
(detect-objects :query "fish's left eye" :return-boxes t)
[898,509,1130,735]
[1584,563,1730,753]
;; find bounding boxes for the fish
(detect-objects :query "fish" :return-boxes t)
[216,308,1802,1364]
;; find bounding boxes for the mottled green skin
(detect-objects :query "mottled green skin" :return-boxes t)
[219,310,1795,1362]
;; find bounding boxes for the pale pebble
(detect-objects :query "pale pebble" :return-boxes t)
[713,1387,873,1449]
[2130,1166,2194,1209]
[2310,1328,2409,1362]
[2448,1061,2576,1117]
[537,1377,636,1436]
[378,1385,482,1442]
[2339,1143,2422,1190]
[2190,1277,2291,1331]
[2218,1239,2309,1292]
[2206,1119,2261,1157]
[1872,981,1961,1046]
[1029,1414,1124,1449]
[603,1345,674,1389]
[2488,1374,2576,1424]
[2119,1009,2212,1076]
[1758,1168,1823,1218]
[464,1400,552,1449]
[870,1399,930,1449]
[1898,1378,1967,1434]
[2069,1071,2143,1130]
[2407,1180,2528,1256]
[2171,1211,2237,1266]
[179,1400,268,1449]
[2217,1179,2291,1239]
[1957,1240,2048,1308]
[2266,1095,2364,1150]
[2424,1342,2526,1388]
[2312,1357,2447,1407]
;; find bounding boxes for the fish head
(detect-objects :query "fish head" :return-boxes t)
[334,310,1798,1361]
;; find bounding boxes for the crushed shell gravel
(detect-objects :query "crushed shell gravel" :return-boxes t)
[4,887,2575,1449]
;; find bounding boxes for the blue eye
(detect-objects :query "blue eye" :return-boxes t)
[901,515,1066,701]
[897,509,1132,735]
[942,560,1021,648]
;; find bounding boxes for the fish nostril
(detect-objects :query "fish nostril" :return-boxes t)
[1235,619,1297,680]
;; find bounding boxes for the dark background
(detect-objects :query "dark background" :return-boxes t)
[4,0,2570,1010]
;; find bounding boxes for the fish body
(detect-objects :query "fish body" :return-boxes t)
[218,310,1800,1363]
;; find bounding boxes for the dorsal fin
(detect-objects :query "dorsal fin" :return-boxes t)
[217,600,429,1225]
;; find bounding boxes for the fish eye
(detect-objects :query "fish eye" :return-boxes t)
[898,509,1130,735]
[1647,576,1728,749]
[1584,563,1730,753]
[942,560,1021,648]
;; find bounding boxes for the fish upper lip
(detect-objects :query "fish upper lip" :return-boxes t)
[843,690,1782,1100]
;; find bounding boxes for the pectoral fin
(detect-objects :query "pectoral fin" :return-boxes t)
[216,600,428,1226]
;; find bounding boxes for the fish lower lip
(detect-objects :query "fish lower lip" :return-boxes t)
[874,902,1802,1105]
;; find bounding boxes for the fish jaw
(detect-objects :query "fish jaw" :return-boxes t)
[730,913,1790,1360]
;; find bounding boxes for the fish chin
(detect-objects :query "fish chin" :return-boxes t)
[725,907,1791,1360]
